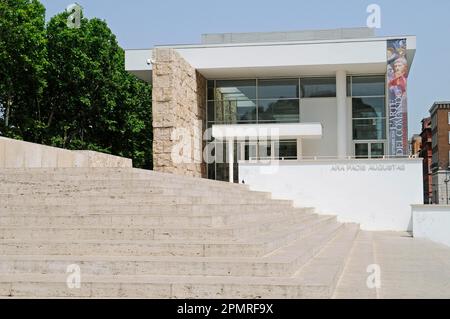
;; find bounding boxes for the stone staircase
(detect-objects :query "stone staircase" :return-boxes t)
[0,168,359,298]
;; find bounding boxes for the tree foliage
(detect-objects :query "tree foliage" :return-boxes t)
[0,0,47,140]
[0,1,152,168]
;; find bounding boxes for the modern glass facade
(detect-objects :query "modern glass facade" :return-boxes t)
[206,75,387,181]
[207,77,338,126]
[349,75,387,158]
[207,78,335,181]
[207,79,302,125]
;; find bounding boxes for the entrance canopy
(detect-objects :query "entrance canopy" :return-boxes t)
[211,123,323,141]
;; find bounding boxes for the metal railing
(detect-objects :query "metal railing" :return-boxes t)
[247,154,419,162]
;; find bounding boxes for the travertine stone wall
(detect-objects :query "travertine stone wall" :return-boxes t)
[0,137,132,168]
[152,48,206,178]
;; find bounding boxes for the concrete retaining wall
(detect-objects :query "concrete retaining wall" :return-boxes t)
[239,158,423,231]
[0,137,132,168]
[412,205,450,247]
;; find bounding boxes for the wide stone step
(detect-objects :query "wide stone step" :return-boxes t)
[1,203,301,216]
[0,222,343,277]
[0,169,249,190]
[0,273,336,298]
[0,210,311,228]
[0,181,247,194]
[0,167,363,298]
[0,215,332,258]
[0,182,249,196]
[294,224,360,298]
[0,181,253,195]
[0,225,358,299]
[0,213,319,241]
[0,186,271,199]
[0,194,286,206]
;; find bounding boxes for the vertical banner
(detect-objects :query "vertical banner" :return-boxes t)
[387,39,409,156]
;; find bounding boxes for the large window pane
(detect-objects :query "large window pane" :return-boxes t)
[258,142,272,160]
[258,79,299,99]
[347,76,352,97]
[355,143,369,159]
[352,97,386,119]
[371,143,385,158]
[301,77,336,98]
[353,119,386,140]
[351,76,385,96]
[207,101,215,122]
[258,99,299,123]
[244,143,257,161]
[205,122,214,141]
[215,100,257,123]
[275,140,297,160]
[207,163,215,180]
[207,80,215,101]
[215,80,256,101]
[215,163,228,182]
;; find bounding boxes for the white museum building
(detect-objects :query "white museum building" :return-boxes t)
[125,28,424,232]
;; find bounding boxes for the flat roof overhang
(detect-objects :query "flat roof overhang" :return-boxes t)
[211,123,323,141]
[125,49,153,82]
[125,35,416,82]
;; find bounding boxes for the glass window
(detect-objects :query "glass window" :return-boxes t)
[371,143,385,158]
[258,99,299,123]
[207,101,215,122]
[207,80,215,101]
[207,163,215,180]
[214,100,257,124]
[448,112,450,125]
[355,143,369,159]
[258,142,272,160]
[355,142,385,159]
[215,80,256,101]
[353,119,386,140]
[352,97,386,119]
[215,163,229,182]
[244,143,258,161]
[301,77,336,98]
[205,122,214,141]
[347,76,352,97]
[207,78,302,130]
[351,76,385,96]
[276,140,297,160]
[448,131,450,145]
[258,79,299,99]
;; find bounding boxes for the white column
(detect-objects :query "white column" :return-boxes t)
[228,139,234,183]
[336,70,347,158]
[297,138,303,160]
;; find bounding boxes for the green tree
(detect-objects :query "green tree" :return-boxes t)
[44,11,152,168]
[0,2,152,168]
[0,0,47,140]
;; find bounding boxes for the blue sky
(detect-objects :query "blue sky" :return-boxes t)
[39,0,450,135]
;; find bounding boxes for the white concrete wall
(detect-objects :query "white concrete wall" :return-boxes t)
[412,205,450,247]
[0,137,132,168]
[300,98,338,157]
[177,40,388,70]
[239,158,423,231]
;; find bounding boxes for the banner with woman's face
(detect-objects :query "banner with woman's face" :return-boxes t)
[387,39,409,156]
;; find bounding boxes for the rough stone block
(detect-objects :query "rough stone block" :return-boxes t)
[152,48,207,178]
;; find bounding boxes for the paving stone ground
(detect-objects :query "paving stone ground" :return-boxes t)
[334,231,450,299]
